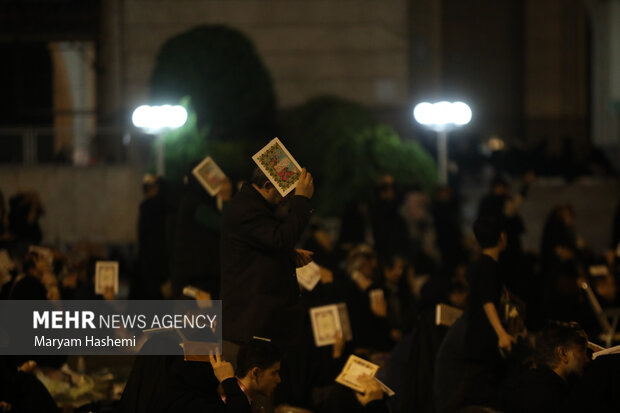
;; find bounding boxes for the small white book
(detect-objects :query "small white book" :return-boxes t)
[192,156,227,196]
[296,261,321,291]
[374,376,396,397]
[309,303,353,347]
[592,344,620,360]
[369,288,385,307]
[435,303,463,327]
[588,265,609,277]
[335,354,379,393]
[252,137,302,197]
[95,261,119,295]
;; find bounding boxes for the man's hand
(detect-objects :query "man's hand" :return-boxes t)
[0,401,12,412]
[319,266,334,284]
[209,352,235,383]
[217,178,233,202]
[102,286,116,301]
[498,331,516,353]
[18,360,37,373]
[293,248,314,267]
[355,375,383,406]
[332,332,345,359]
[295,168,314,199]
[370,295,387,318]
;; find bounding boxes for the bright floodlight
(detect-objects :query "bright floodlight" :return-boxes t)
[413,101,472,131]
[413,102,434,125]
[452,101,472,125]
[132,105,188,131]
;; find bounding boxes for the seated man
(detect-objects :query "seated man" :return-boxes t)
[118,337,282,413]
[500,322,589,413]
[211,338,283,410]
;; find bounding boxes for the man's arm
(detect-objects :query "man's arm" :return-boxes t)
[483,302,515,353]
[238,196,312,252]
[210,354,251,413]
[234,169,314,252]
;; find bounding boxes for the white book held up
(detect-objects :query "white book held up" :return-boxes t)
[335,354,380,393]
[252,137,302,197]
[309,303,352,347]
[435,303,464,327]
[192,156,227,196]
[296,261,321,291]
[95,261,119,295]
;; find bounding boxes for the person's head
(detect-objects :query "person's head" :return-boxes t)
[536,322,589,381]
[558,204,574,226]
[491,175,509,196]
[382,255,406,284]
[142,174,160,197]
[376,174,396,201]
[236,339,282,396]
[473,216,506,251]
[346,244,378,278]
[436,186,453,202]
[22,252,40,278]
[251,167,283,205]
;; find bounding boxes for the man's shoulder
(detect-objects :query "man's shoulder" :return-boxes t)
[472,254,498,272]
[223,186,270,223]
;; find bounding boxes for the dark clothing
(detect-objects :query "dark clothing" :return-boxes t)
[464,254,503,361]
[9,275,47,300]
[477,194,505,221]
[118,338,250,413]
[613,202,620,249]
[171,182,223,298]
[339,201,370,247]
[392,308,445,413]
[8,194,42,248]
[444,254,506,410]
[136,193,170,299]
[432,197,464,270]
[0,357,59,413]
[500,367,570,413]
[335,275,391,352]
[220,184,312,345]
[574,354,620,413]
[434,315,468,413]
[320,384,389,413]
[370,199,410,259]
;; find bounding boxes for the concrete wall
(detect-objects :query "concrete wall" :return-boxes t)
[524,0,589,157]
[117,0,409,111]
[1,165,618,255]
[0,166,142,244]
[463,177,620,255]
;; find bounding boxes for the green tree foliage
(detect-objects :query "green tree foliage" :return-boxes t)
[282,96,437,214]
[157,99,261,184]
[150,25,277,142]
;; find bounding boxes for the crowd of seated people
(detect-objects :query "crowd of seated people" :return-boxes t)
[1,168,620,413]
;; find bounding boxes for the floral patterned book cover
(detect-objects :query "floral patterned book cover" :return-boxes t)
[252,137,302,197]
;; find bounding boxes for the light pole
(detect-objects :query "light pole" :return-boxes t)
[413,101,472,185]
[131,104,188,175]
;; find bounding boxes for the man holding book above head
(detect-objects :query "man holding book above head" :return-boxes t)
[220,164,314,350]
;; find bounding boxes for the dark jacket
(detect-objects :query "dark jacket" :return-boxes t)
[171,179,223,298]
[500,367,571,413]
[117,336,250,413]
[220,184,312,344]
